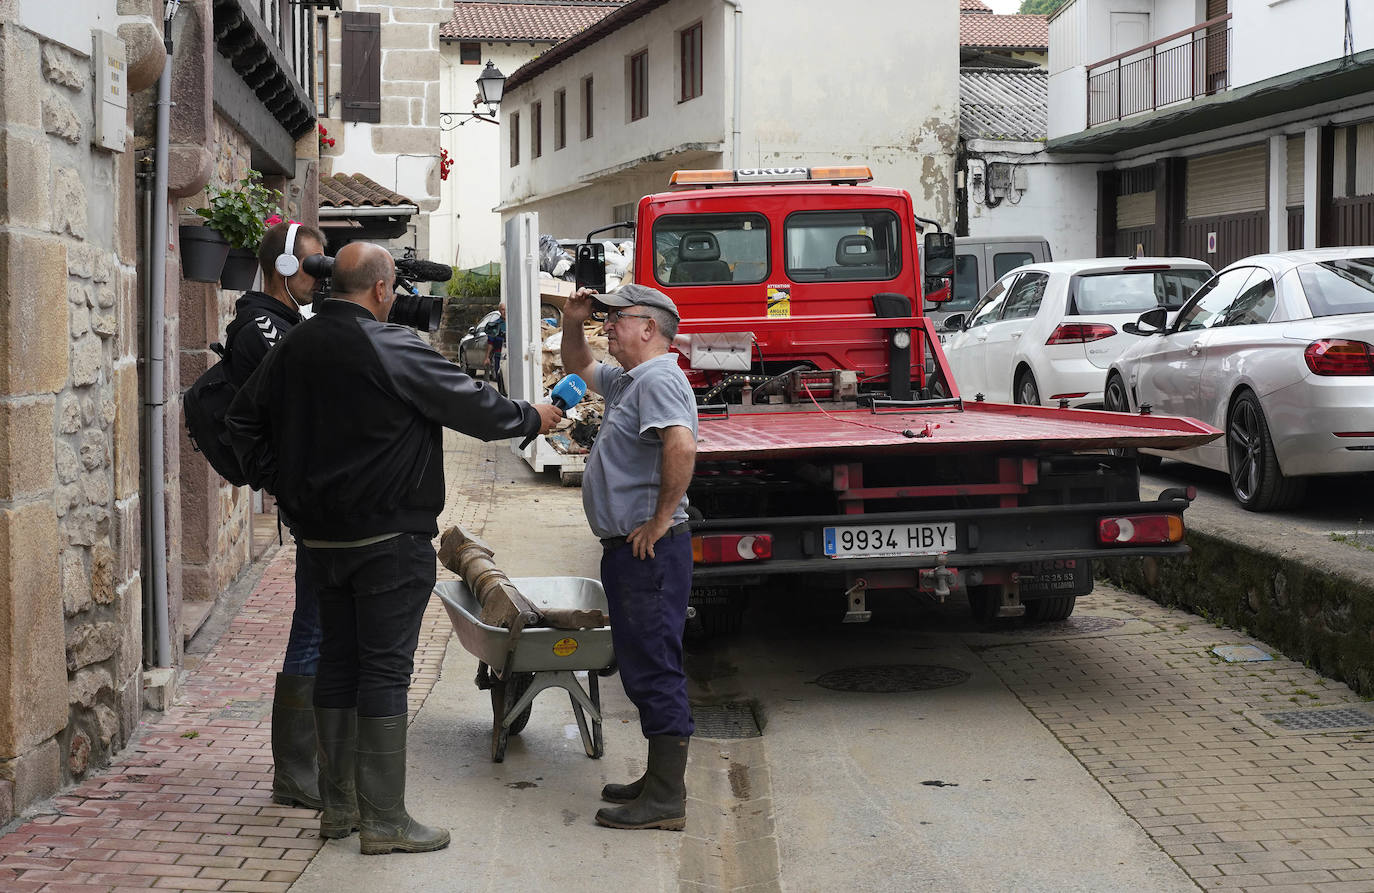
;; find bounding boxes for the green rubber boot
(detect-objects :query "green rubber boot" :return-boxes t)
[595,736,689,831]
[600,771,646,804]
[356,715,451,855]
[271,674,322,810]
[314,707,360,839]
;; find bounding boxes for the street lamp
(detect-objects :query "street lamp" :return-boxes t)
[440,61,506,130]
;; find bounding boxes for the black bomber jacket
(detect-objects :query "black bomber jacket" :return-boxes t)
[225,299,539,541]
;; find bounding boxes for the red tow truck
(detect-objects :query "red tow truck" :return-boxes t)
[572,165,1218,631]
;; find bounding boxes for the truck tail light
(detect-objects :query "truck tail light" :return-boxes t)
[1098,514,1184,546]
[1304,339,1374,376]
[1047,323,1117,345]
[692,533,773,564]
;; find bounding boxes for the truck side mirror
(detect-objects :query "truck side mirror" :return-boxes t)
[574,242,607,293]
[923,231,955,278]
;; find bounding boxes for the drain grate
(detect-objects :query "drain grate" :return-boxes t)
[815,665,970,693]
[693,702,762,739]
[212,699,272,722]
[1261,706,1374,732]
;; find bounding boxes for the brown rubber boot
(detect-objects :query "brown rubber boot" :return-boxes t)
[271,674,322,809]
[595,736,689,831]
[600,771,646,804]
[356,715,450,855]
[314,707,360,838]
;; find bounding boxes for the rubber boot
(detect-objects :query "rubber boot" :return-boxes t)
[271,674,323,809]
[315,707,360,839]
[600,771,646,804]
[356,715,450,855]
[595,736,689,831]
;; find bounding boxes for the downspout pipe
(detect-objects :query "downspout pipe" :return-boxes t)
[722,0,742,167]
[146,2,179,669]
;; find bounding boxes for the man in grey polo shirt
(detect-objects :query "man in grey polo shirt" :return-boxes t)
[561,282,697,831]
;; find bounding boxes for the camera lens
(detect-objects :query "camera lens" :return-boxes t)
[389,293,442,332]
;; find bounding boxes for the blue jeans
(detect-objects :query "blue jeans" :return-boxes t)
[600,534,694,738]
[281,543,322,675]
[302,533,437,718]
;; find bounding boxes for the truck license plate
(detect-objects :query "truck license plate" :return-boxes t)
[823,523,956,558]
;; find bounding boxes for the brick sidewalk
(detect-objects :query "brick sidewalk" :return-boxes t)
[0,434,498,892]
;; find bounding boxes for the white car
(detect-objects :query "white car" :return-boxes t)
[940,258,1214,407]
[1106,247,1374,511]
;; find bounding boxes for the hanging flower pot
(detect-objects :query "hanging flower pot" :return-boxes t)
[219,247,260,290]
[178,224,231,283]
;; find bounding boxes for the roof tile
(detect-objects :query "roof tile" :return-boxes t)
[961,0,993,11]
[960,67,1048,141]
[319,173,415,209]
[441,1,629,42]
[960,13,1048,51]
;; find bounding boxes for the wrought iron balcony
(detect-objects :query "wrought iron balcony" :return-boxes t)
[1087,14,1232,127]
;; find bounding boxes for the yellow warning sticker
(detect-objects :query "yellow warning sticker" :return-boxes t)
[766,284,791,318]
[553,637,579,657]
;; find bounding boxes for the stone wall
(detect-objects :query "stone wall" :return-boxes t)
[0,4,162,822]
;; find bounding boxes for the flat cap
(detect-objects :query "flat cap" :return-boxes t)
[593,282,680,320]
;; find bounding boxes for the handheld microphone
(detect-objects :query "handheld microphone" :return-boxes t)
[520,374,587,448]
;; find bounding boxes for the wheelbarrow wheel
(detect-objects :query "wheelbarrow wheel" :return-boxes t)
[490,672,535,741]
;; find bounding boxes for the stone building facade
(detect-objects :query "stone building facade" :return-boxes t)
[0,0,319,825]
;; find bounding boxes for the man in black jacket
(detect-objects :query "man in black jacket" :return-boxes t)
[226,242,562,855]
[225,220,328,813]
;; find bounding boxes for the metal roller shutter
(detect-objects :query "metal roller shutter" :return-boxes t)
[1186,145,1266,218]
[1116,191,1155,229]
[1287,135,1304,208]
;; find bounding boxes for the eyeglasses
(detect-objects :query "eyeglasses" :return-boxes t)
[593,309,654,324]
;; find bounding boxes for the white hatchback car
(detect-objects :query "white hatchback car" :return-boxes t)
[940,258,1214,407]
[1106,247,1374,511]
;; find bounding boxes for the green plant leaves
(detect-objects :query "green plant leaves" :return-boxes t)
[194,169,283,251]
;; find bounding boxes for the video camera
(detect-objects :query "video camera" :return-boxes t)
[301,252,452,332]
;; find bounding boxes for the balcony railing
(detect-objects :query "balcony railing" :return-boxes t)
[1086,14,1232,127]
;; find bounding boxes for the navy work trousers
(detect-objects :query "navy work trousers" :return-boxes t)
[281,543,322,675]
[600,534,694,738]
[302,533,436,718]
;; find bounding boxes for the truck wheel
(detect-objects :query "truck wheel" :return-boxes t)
[687,589,747,639]
[1014,370,1041,406]
[1026,596,1076,622]
[1226,391,1306,511]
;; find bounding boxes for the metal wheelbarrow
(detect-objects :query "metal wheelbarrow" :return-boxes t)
[434,577,614,762]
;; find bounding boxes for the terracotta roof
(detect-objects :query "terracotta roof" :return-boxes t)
[961,0,993,12]
[960,67,1047,141]
[319,173,416,210]
[441,1,629,42]
[506,0,672,91]
[960,13,1048,51]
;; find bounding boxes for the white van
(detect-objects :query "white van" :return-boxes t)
[928,235,1052,332]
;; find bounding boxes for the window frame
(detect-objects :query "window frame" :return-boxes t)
[553,89,566,151]
[458,41,481,65]
[966,274,1017,330]
[509,111,520,167]
[650,212,771,288]
[313,15,329,116]
[781,209,903,283]
[581,75,594,140]
[629,50,648,122]
[531,100,542,159]
[1174,267,1258,333]
[679,22,702,103]
[1000,271,1049,321]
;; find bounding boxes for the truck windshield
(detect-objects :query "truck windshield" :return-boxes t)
[784,210,901,282]
[1071,269,1211,314]
[652,213,769,286]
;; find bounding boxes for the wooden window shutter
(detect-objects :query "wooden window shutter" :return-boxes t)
[341,11,381,123]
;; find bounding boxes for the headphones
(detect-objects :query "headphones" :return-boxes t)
[274,222,301,277]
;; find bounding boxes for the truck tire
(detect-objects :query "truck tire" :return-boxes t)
[687,588,747,639]
[1227,391,1306,511]
[967,585,1002,625]
[1014,369,1040,406]
[1026,596,1076,622]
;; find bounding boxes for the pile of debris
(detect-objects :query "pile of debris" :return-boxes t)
[536,314,617,454]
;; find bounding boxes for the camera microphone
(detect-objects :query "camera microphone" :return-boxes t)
[520,373,587,449]
[396,257,453,283]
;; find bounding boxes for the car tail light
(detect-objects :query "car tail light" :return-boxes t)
[1047,323,1117,345]
[1098,514,1184,546]
[1304,339,1374,376]
[692,533,773,564]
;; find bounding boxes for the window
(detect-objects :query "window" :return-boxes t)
[679,23,702,102]
[553,89,566,150]
[1001,272,1048,321]
[1071,269,1211,315]
[1175,267,1257,332]
[993,251,1035,280]
[531,101,542,159]
[783,210,902,282]
[1297,257,1374,317]
[1220,274,1277,327]
[459,41,481,65]
[629,51,648,121]
[651,213,769,286]
[581,76,594,139]
[313,16,329,116]
[967,276,1013,329]
[611,202,635,238]
[949,253,982,312]
[340,11,380,123]
[509,111,520,166]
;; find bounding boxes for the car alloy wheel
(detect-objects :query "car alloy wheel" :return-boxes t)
[1225,391,1305,511]
[1015,370,1040,405]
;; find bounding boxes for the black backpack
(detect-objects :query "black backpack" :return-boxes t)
[184,316,251,486]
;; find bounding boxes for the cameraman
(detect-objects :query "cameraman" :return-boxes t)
[225,220,328,814]
[226,242,562,855]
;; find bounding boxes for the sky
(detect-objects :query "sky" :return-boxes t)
[983,0,1024,12]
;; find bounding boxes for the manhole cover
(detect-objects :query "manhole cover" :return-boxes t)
[815,665,970,693]
[1261,706,1374,731]
[996,616,1127,637]
[212,699,271,722]
[693,703,762,739]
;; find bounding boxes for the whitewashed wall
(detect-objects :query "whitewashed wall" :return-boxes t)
[964,142,1101,261]
[499,0,959,235]
[1231,0,1374,89]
